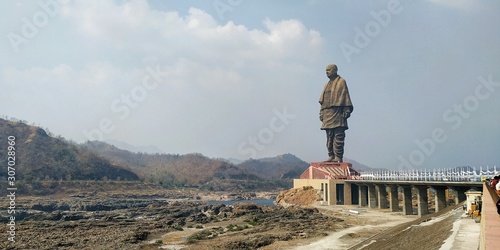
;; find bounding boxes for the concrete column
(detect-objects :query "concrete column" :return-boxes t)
[327,182,336,206]
[377,185,388,209]
[344,182,352,205]
[416,186,429,217]
[389,185,399,212]
[402,186,413,215]
[434,187,447,212]
[453,187,468,205]
[359,185,368,207]
[368,184,377,208]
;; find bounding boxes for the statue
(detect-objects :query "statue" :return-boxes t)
[319,64,353,162]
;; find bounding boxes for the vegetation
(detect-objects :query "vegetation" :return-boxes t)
[84,141,294,191]
[0,117,305,192]
[237,154,308,179]
[187,229,216,243]
[0,118,139,182]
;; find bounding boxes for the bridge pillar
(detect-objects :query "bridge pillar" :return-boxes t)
[402,186,413,215]
[344,182,352,205]
[358,185,368,207]
[433,187,447,212]
[416,186,429,217]
[368,184,377,208]
[389,185,399,212]
[376,185,388,209]
[453,187,468,205]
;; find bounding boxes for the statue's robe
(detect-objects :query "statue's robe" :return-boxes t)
[319,75,353,130]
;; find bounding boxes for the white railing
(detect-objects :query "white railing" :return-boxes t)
[360,166,498,182]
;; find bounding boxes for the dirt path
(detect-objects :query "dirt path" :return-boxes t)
[346,205,472,250]
[292,219,411,250]
[260,205,414,250]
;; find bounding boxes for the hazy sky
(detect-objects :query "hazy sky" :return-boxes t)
[1,0,499,170]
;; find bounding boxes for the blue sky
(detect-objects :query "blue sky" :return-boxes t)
[1,0,499,170]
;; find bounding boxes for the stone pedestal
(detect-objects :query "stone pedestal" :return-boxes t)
[305,162,355,179]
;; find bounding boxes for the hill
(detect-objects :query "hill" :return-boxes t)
[344,158,379,172]
[0,117,376,192]
[83,141,287,190]
[0,118,139,183]
[236,153,309,179]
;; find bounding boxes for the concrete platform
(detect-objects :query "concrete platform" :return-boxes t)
[440,211,480,250]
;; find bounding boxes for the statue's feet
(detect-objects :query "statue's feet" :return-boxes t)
[324,156,335,162]
[332,156,343,162]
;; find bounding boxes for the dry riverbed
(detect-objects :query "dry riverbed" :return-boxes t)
[1,186,474,250]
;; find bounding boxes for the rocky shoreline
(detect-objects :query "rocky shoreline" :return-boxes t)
[0,188,345,250]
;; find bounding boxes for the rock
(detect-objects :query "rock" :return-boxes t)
[233,202,261,216]
[124,231,149,243]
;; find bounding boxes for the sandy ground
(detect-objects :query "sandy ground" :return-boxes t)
[346,206,480,250]
[287,205,414,250]
[154,204,481,250]
[259,205,480,250]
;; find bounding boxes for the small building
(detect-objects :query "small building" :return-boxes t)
[294,162,361,205]
[465,190,482,216]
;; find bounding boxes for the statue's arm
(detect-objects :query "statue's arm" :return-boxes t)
[343,106,353,118]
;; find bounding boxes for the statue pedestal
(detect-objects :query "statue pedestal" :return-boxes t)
[310,161,352,169]
[300,162,358,179]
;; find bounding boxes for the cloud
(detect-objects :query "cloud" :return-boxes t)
[1,0,325,159]
[58,1,323,64]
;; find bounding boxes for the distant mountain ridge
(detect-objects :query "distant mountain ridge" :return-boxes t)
[0,117,377,192]
[236,154,308,179]
[0,118,139,182]
[105,139,163,154]
[83,141,286,190]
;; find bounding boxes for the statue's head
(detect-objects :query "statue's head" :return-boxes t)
[326,64,338,78]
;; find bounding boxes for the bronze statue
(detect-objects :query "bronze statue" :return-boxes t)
[319,64,353,162]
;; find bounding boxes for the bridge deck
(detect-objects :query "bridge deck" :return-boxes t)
[346,180,483,188]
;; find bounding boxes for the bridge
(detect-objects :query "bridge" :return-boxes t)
[293,162,500,249]
[294,162,497,216]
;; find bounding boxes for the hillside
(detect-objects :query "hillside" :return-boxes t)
[236,153,309,179]
[0,117,375,193]
[0,118,139,182]
[344,158,379,172]
[83,141,286,190]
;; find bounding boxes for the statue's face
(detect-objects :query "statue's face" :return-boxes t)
[326,65,337,78]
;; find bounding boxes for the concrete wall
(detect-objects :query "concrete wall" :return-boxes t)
[479,183,500,250]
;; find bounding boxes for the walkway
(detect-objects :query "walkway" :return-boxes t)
[440,210,480,250]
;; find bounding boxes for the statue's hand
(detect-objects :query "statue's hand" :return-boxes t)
[319,112,323,122]
[343,111,351,119]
